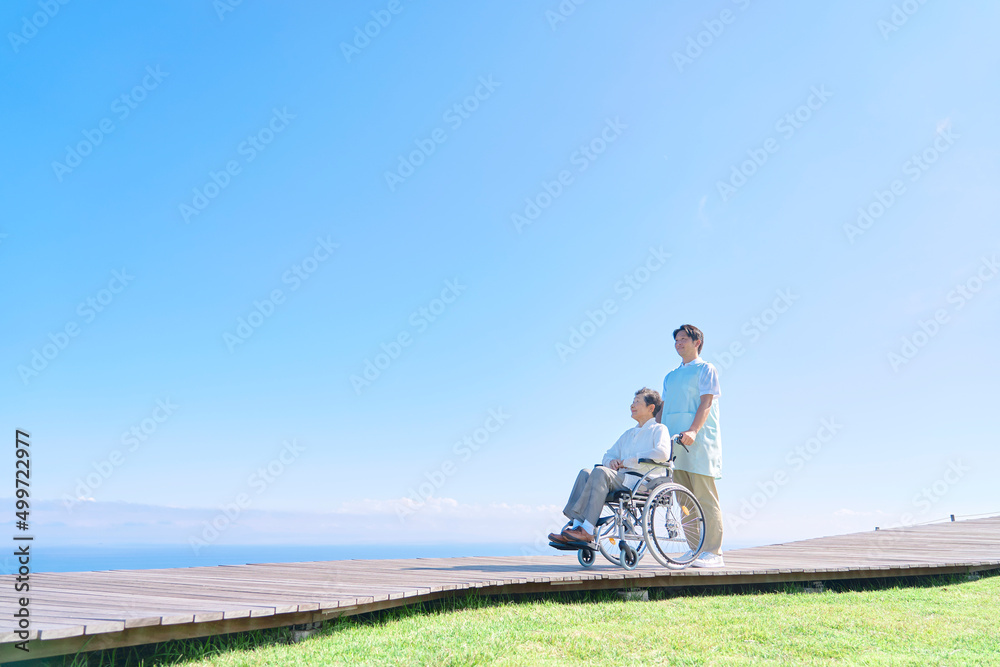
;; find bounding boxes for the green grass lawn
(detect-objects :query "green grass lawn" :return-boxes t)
[53,572,1000,666]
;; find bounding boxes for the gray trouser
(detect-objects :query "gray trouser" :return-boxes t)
[562,467,631,527]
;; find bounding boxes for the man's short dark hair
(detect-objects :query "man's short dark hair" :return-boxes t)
[673,324,704,354]
[635,387,662,416]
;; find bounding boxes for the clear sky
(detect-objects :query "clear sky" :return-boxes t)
[2,1,998,556]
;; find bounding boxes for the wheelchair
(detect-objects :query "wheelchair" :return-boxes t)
[549,434,707,570]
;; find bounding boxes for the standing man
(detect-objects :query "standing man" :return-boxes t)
[657,324,725,567]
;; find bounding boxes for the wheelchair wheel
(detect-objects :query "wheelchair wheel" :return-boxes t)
[642,483,705,568]
[578,547,596,568]
[597,505,646,566]
[619,543,639,570]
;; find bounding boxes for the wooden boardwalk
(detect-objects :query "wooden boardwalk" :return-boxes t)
[3,516,999,662]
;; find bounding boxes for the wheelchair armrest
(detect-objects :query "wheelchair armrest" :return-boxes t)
[637,458,669,467]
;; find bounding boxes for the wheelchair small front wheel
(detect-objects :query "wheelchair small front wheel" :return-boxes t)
[619,544,639,570]
[597,505,647,566]
[578,547,596,568]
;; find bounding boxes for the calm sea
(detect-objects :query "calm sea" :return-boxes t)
[4,543,540,574]
[5,541,764,574]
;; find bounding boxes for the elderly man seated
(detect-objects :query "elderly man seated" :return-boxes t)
[551,387,672,546]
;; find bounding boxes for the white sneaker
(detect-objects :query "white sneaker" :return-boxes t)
[677,550,698,562]
[691,552,725,568]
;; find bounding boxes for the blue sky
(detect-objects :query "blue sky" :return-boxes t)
[2,1,998,557]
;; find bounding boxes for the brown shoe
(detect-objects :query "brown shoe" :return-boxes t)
[562,526,595,544]
[548,532,571,543]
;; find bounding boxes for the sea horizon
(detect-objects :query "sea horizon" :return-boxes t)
[6,540,769,574]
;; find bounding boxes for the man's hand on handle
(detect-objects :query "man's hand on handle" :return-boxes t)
[679,430,697,447]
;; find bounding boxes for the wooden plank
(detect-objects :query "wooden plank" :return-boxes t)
[23,587,229,623]
[1,516,998,660]
[27,581,288,615]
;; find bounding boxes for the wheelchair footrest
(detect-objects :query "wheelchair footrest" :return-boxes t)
[549,540,595,551]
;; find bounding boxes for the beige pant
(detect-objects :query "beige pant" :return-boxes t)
[673,469,724,556]
[562,467,631,528]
